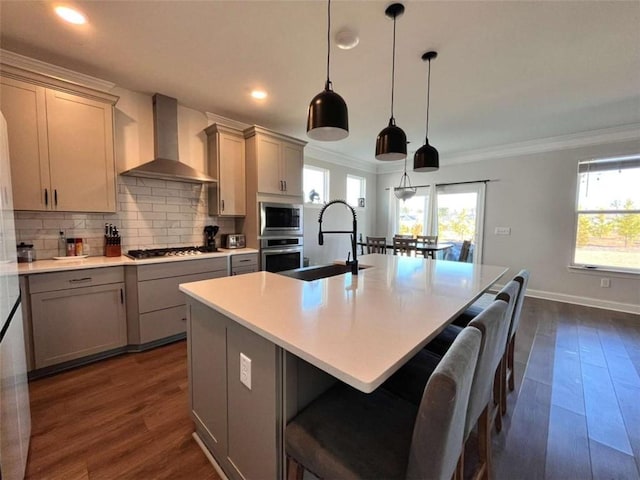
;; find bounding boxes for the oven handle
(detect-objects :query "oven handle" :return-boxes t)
[262,247,303,255]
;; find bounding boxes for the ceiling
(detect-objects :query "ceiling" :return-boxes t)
[1,1,639,167]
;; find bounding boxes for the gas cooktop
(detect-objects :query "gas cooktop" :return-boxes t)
[126,246,217,259]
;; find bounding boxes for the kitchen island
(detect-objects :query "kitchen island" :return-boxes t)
[180,254,508,480]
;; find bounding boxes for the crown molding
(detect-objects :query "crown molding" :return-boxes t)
[305,145,378,174]
[374,123,640,174]
[0,49,115,92]
[205,112,251,131]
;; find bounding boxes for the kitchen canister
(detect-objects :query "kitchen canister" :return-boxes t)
[16,242,35,263]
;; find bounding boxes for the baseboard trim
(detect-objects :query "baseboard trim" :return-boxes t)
[192,432,229,480]
[525,288,639,315]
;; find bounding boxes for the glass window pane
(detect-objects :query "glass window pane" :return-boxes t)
[346,175,365,207]
[437,192,478,243]
[398,195,428,236]
[578,167,640,211]
[303,166,328,204]
[575,212,640,269]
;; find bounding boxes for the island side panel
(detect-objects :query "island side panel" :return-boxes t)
[188,301,228,463]
[226,319,280,480]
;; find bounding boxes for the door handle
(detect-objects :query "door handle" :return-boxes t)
[120,288,124,304]
[44,188,48,206]
[54,189,58,206]
[221,199,225,211]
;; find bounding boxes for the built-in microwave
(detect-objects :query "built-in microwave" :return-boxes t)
[259,202,303,237]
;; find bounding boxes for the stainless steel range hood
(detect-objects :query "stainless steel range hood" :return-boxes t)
[121,94,216,184]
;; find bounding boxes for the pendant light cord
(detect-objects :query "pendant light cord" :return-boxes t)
[390,14,397,120]
[326,0,332,89]
[425,57,431,142]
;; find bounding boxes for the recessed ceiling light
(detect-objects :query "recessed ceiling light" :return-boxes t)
[335,29,359,50]
[251,90,267,100]
[54,6,87,25]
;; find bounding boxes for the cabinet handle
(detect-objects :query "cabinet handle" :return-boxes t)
[239,259,251,263]
[120,288,124,304]
[69,277,92,283]
[44,188,48,206]
[280,180,283,191]
[181,317,187,322]
[221,199,225,211]
[54,189,58,206]
[284,180,287,191]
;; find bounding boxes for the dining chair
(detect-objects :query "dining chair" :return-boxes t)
[366,236,387,254]
[286,326,482,480]
[383,299,511,480]
[393,236,417,256]
[416,235,438,258]
[458,240,471,262]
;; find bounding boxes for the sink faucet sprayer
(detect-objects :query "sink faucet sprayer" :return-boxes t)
[317,200,358,275]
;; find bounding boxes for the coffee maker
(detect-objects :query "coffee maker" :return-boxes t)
[204,225,219,252]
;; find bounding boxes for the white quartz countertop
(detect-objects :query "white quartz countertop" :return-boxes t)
[180,254,508,393]
[17,248,258,275]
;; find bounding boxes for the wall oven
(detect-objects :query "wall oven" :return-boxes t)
[259,202,303,237]
[260,238,304,273]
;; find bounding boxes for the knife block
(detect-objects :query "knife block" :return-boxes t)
[104,245,121,257]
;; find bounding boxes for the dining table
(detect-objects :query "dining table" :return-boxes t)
[357,240,453,259]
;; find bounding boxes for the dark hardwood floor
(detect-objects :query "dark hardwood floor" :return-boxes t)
[24,297,640,479]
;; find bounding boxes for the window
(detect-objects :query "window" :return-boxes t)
[574,155,640,271]
[303,166,329,205]
[389,182,486,263]
[346,175,366,208]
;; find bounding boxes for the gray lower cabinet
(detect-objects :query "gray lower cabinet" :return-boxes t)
[230,253,258,276]
[29,267,126,369]
[188,299,281,480]
[126,257,228,346]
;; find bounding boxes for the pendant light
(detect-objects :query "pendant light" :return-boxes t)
[414,51,439,171]
[394,156,416,201]
[375,3,407,161]
[307,0,349,141]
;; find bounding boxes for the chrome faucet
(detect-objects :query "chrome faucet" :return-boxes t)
[318,199,359,275]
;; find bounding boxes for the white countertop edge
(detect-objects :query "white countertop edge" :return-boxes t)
[18,248,259,275]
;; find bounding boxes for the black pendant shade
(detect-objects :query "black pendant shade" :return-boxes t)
[307,81,349,141]
[414,138,439,171]
[414,50,439,172]
[376,118,407,161]
[307,0,349,142]
[375,3,407,161]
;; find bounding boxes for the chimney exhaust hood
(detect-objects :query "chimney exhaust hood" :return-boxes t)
[121,93,216,184]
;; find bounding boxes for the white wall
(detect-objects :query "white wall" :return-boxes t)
[377,139,640,312]
[302,157,377,266]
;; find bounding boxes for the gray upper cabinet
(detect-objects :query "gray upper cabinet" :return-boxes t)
[0,67,118,213]
[206,124,246,217]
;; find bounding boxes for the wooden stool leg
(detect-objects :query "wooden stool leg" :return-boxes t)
[508,335,516,392]
[287,457,304,480]
[473,406,492,480]
[493,362,503,433]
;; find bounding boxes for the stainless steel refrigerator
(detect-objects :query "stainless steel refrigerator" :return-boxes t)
[0,111,31,479]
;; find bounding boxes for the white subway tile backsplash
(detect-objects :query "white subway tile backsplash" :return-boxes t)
[15,176,238,258]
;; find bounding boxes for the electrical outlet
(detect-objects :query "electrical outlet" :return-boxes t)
[600,278,610,288]
[494,227,511,235]
[240,353,252,390]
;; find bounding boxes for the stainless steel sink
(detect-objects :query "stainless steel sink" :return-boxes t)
[278,263,368,281]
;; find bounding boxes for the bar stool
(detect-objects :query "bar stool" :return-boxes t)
[286,326,482,480]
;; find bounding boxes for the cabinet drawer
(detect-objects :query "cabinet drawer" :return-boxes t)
[139,305,187,343]
[231,266,258,276]
[138,270,227,313]
[137,257,228,281]
[29,267,124,294]
[231,254,258,269]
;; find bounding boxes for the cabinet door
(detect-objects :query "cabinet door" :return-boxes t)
[256,135,283,195]
[281,142,303,196]
[218,131,246,216]
[46,89,116,212]
[31,283,126,368]
[0,76,50,210]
